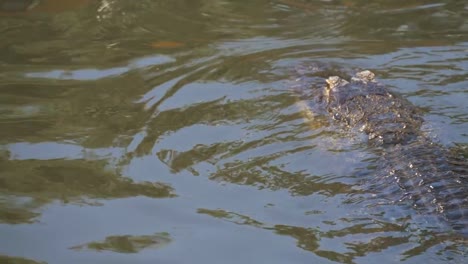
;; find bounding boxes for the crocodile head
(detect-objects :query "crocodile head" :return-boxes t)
[324,70,374,106]
[323,70,423,145]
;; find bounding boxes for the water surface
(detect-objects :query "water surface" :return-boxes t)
[1,0,467,263]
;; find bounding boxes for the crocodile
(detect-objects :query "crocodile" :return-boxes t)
[296,68,468,237]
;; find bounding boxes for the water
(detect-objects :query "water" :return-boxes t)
[0,0,467,263]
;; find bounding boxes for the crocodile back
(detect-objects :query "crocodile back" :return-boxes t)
[320,71,468,237]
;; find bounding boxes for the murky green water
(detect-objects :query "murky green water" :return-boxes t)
[1,0,467,263]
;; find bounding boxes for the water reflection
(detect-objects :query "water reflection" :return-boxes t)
[70,232,171,253]
[0,0,91,14]
[0,254,45,264]
[0,0,467,263]
[0,155,174,224]
[199,207,465,263]
[25,54,175,80]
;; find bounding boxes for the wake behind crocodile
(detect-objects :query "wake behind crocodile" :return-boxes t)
[292,65,468,238]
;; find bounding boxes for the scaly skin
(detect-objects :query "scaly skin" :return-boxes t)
[324,71,423,146]
[320,70,467,236]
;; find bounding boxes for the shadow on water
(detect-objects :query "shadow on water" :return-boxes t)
[0,0,467,263]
